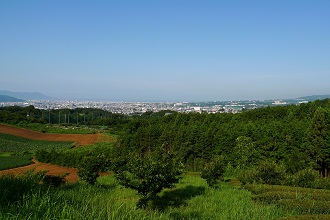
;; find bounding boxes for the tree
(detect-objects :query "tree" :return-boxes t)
[200,155,226,187]
[114,145,183,208]
[306,107,330,176]
[232,136,257,168]
[77,154,109,185]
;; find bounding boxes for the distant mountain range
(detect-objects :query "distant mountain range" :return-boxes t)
[1,90,330,103]
[0,95,25,102]
[296,94,330,101]
[0,91,56,101]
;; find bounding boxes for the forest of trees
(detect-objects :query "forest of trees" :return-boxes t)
[0,105,129,128]
[1,99,330,176]
[117,99,330,176]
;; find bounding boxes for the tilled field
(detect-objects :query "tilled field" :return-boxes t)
[0,124,115,182]
[0,124,100,146]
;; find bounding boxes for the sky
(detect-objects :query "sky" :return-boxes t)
[1,1,329,102]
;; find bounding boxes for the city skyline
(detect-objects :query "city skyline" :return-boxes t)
[1,1,330,102]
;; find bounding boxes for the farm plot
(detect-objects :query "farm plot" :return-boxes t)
[0,133,72,153]
[0,124,100,146]
[0,159,79,182]
[0,154,32,170]
[0,133,73,170]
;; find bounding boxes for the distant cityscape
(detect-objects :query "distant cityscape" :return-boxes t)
[1,90,329,115]
[0,98,313,115]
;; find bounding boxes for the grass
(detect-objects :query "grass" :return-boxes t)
[244,183,330,218]
[0,173,294,220]
[0,155,32,170]
[15,123,106,134]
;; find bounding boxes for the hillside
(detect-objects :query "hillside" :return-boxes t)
[0,95,24,102]
[0,90,55,100]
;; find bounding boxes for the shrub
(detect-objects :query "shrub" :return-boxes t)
[42,173,68,187]
[238,160,286,185]
[285,169,320,188]
[200,156,226,187]
[238,168,259,185]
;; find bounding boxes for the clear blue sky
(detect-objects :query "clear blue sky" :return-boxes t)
[1,1,329,101]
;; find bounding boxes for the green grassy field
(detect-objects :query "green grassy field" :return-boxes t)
[0,173,294,220]
[244,184,330,219]
[15,123,106,134]
[0,154,32,170]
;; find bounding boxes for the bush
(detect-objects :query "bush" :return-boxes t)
[238,160,286,185]
[200,156,226,187]
[285,169,320,188]
[314,177,330,190]
[42,173,68,187]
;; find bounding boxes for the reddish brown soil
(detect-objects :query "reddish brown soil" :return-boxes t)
[0,159,79,182]
[0,124,115,182]
[0,124,100,146]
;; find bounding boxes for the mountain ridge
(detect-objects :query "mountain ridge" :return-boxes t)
[0,95,25,102]
[0,91,56,101]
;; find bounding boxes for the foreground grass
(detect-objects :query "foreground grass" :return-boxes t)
[0,173,293,220]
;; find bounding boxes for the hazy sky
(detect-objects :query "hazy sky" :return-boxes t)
[1,1,329,101]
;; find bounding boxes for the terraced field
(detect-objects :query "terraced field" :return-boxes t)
[0,124,115,181]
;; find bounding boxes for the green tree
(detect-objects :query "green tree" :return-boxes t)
[200,156,226,187]
[232,136,257,168]
[306,107,330,176]
[115,146,183,208]
[77,155,109,185]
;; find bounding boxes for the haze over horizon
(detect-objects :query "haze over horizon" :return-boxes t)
[1,1,329,102]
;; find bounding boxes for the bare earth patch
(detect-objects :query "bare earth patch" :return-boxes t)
[0,124,100,146]
[0,159,79,182]
[0,124,114,182]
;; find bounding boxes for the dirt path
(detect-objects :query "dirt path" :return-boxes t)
[0,159,79,182]
[0,124,100,146]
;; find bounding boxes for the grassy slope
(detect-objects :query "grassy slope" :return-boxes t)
[0,174,292,220]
